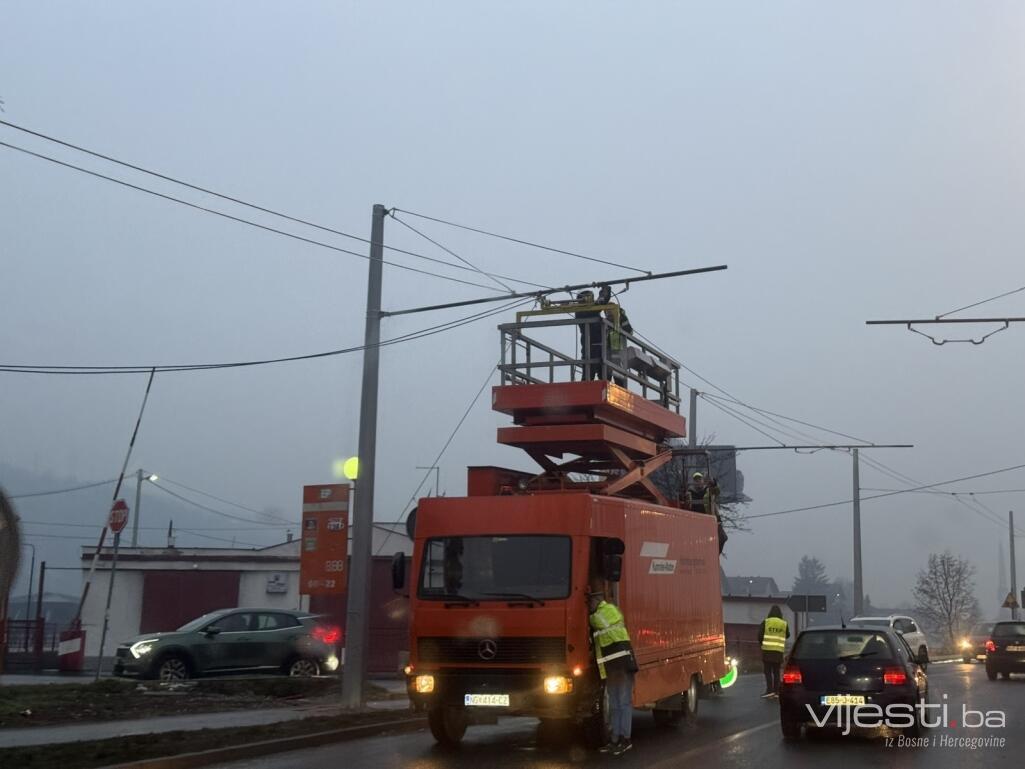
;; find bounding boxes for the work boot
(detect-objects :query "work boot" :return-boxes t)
[620,739,633,753]
[598,741,616,754]
[610,741,625,756]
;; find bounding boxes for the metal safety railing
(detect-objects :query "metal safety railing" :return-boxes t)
[498,315,682,411]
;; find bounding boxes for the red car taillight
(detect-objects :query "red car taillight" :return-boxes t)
[312,625,342,644]
[985,640,996,653]
[883,667,907,685]
[782,665,802,685]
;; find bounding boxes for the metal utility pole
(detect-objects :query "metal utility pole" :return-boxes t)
[22,543,35,620]
[688,389,698,448]
[132,469,142,547]
[852,448,863,616]
[341,203,386,710]
[1011,511,1019,621]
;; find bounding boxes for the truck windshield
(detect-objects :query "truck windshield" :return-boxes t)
[418,535,571,601]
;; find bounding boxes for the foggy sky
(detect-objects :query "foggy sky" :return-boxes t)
[2,1,1023,612]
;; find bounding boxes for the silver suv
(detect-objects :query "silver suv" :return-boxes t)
[849,615,930,667]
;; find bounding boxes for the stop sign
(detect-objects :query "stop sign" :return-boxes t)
[108,499,129,534]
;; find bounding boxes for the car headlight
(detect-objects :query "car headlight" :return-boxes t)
[543,676,573,694]
[414,675,435,693]
[130,639,158,659]
[960,639,971,649]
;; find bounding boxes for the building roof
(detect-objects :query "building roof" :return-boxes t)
[722,575,786,598]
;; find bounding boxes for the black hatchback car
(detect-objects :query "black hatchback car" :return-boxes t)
[778,626,928,741]
[984,621,1025,680]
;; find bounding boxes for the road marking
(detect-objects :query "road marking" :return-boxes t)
[647,720,777,769]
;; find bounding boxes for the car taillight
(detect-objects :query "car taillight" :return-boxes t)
[782,665,802,685]
[312,625,342,644]
[883,667,907,685]
[985,640,996,653]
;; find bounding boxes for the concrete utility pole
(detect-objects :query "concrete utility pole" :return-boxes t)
[688,388,698,448]
[1011,511,1019,621]
[852,448,863,616]
[341,203,386,710]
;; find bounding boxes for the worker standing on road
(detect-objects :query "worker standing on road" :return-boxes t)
[588,589,637,756]
[758,605,790,697]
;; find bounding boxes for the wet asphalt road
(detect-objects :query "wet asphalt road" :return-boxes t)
[211,662,1024,769]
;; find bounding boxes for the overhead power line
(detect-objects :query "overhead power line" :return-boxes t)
[747,462,1025,520]
[0,140,511,294]
[157,476,291,523]
[936,284,1025,319]
[149,482,288,527]
[0,296,535,375]
[0,119,543,291]
[9,478,118,499]
[392,208,652,275]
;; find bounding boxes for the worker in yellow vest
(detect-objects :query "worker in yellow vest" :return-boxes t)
[588,590,638,755]
[758,605,790,697]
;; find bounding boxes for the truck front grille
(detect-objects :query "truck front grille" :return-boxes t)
[418,636,566,664]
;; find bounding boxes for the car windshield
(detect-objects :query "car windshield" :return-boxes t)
[792,631,894,661]
[418,535,571,601]
[176,610,228,632]
[851,619,890,628]
[971,623,995,636]
[992,622,1025,639]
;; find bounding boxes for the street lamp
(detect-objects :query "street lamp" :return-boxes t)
[131,470,159,547]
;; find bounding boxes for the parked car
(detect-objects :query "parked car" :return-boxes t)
[848,615,929,667]
[778,625,929,741]
[984,621,1025,680]
[114,608,341,681]
[959,621,995,663]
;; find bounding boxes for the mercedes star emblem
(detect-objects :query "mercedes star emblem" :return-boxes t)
[836,663,847,675]
[478,638,498,661]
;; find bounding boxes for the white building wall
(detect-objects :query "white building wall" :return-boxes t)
[723,599,797,629]
[80,570,145,658]
[237,569,301,611]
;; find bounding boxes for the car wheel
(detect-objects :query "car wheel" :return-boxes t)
[1001,671,1012,680]
[287,657,320,677]
[918,646,929,671]
[781,712,801,741]
[962,656,971,664]
[986,667,997,681]
[428,706,468,746]
[156,655,190,682]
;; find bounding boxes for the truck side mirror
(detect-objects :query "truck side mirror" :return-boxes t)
[391,552,407,591]
[602,554,623,582]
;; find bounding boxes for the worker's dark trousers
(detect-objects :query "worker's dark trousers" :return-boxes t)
[763,657,781,693]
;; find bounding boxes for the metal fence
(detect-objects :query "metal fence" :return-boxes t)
[498,315,682,411]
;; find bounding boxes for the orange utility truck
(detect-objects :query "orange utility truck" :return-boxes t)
[400,301,727,745]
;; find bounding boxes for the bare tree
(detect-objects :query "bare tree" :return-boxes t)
[650,437,749,531]
[912,551,980,652]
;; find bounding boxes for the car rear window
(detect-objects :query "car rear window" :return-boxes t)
[792,631,895,661]
[992,623,1025,638]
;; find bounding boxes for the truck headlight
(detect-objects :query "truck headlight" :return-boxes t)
[130,639,158,659]
[324,654,339,672]
[414,675,435,693]
[543,676,573,694]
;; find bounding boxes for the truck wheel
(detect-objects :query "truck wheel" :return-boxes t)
[580,685,610,749]
[682,675,700,719]
[428,706,468,746]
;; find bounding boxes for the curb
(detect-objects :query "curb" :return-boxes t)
[99,716,427,769]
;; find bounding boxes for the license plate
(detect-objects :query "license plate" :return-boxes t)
[464,693,510,707]
[976,654,987,660]
[821,695,866,706]
[1007,645,1025,652]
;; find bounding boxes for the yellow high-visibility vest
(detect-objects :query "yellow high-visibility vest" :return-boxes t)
[762,616,788,653]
